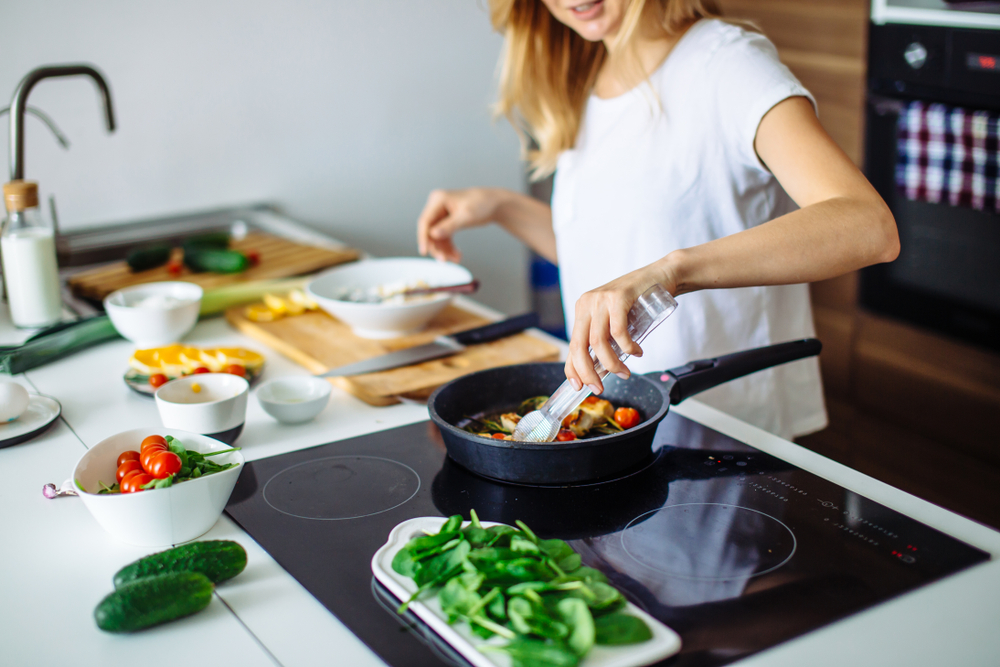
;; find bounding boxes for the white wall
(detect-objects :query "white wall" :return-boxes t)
[0,0,529,314]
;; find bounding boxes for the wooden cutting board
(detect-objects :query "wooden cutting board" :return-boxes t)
[67,232,361,301]
[225,304,561,406]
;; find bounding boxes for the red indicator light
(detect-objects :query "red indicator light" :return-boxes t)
[980,56,997,70]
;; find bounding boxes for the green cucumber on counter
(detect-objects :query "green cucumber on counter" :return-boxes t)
[113,540,247,588]
[183,248,250,274]
[95,572,214,633]
[126,244,172,272]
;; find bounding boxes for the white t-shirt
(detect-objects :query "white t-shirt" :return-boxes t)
[551,19,827,440]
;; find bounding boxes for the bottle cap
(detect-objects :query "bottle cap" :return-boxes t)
[3,180,39,212]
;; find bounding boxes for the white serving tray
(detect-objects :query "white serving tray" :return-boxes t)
[371,516,682,667]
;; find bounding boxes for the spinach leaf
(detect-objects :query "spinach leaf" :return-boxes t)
[593,612,654,645]
[483,638,581,667]
[556,597,595,656]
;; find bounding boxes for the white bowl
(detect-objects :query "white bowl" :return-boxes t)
[105,282,203,347]
[155,373,249,444]
[256,376,332,424]
[73,427,244,546]
[306,258,473,338]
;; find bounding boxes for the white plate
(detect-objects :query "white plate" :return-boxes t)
[371,516,682,667]
[0,395,61,449]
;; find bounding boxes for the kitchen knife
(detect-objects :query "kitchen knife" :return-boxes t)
[317,312,540,377]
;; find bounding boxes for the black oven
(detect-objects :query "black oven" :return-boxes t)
[861,18,1000,351]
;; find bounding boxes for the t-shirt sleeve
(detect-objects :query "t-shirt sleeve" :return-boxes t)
[708,28,817,171]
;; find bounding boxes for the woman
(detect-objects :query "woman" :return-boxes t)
[417,0,898,440]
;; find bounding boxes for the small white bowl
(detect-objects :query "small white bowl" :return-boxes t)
[256,376,331,424]
[105,281,203,347]
[155,374,249,444]
[73,427,244,546]
[306,258,473,338]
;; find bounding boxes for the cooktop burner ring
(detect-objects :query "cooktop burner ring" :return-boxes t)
[262,455,421,521]
[621,502,798,581]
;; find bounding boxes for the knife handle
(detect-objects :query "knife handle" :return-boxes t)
[450,313,539,346]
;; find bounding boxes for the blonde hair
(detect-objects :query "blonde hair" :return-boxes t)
[489,0,724,179]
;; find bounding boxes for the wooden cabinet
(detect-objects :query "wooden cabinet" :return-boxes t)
[719,0,1000,528]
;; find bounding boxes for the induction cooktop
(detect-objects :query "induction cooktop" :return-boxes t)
[224,413,989,667]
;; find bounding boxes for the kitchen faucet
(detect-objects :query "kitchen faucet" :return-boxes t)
[8,64,116,181]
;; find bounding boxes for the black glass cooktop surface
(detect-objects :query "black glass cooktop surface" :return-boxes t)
[225,413,989,667]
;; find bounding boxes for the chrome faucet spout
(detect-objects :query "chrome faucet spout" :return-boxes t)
[8,64,116,181]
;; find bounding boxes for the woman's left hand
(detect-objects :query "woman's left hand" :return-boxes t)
[565,263,677,395]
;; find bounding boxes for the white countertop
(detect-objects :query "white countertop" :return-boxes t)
[3,238,999,666]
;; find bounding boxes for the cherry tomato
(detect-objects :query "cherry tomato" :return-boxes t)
[167,260,183,276]
[192,366,210,374]
[141,435,168,451]
[491,433,507,440]
[150,451,182,479]
[116,460,144,483]
[124,473,154,493]
[582,396,600,405]
[225,364,246,377]
[149,373,169,388]
[246,250,260,266]
[141,446,168,473]
[116,450,141,467]
[556,429,577,442]
[120,471,144,493]
[614,407,641,430]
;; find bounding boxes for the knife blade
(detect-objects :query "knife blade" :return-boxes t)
[317,313,540,377]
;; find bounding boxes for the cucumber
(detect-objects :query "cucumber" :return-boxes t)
[113,540,247,589]
[183,248,249,274]
[182,232,230,251]
[126,244,172,272]
[95,572,214,633]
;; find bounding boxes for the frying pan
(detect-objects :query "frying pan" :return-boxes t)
[427,338,821,485]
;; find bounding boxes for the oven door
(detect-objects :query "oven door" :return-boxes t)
[860,23,1000,352]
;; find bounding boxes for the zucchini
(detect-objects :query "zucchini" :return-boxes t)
[113,540,247,589]
[126,244,172,272]
[95,572,214,633]
[183,248,249,274]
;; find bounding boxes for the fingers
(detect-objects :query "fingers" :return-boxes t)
[417,190,450,257]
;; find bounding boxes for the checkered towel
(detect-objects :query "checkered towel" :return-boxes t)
[896,101,999,213]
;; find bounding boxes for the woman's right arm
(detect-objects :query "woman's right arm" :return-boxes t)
[416,187,557,264]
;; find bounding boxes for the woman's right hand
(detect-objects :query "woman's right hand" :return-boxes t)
[416,187,508,263]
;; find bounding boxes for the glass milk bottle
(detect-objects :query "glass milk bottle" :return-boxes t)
[1,181,62,328]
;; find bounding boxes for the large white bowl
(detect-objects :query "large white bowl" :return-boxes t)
[306,258,473,338]
[73,427,244,547]
[104,281,203,347]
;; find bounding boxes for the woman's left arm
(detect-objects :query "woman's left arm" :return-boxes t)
[566,96,900,393]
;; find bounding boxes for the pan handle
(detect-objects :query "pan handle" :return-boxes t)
[659,339,822,405]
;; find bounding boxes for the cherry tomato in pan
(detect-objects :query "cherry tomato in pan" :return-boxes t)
[149,373,169,389]
[491,433,507,440]
[116,460,144,484]
[149,451,182,479]
[116,450,141,467]
[614,407,641,430]
[556,429,577,442]
[582,396,600,405]
[123,473,154,493]
[141,435,168,452]
[224,364,246,378]
[192,366,210,374]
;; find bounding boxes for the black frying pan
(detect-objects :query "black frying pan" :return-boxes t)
[428,338,821,485]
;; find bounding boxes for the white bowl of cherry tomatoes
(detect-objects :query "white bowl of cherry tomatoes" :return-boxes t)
[73,428,244,546]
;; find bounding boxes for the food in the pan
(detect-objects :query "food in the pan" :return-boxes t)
[463,396,641,441]
[392,511,653,664]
